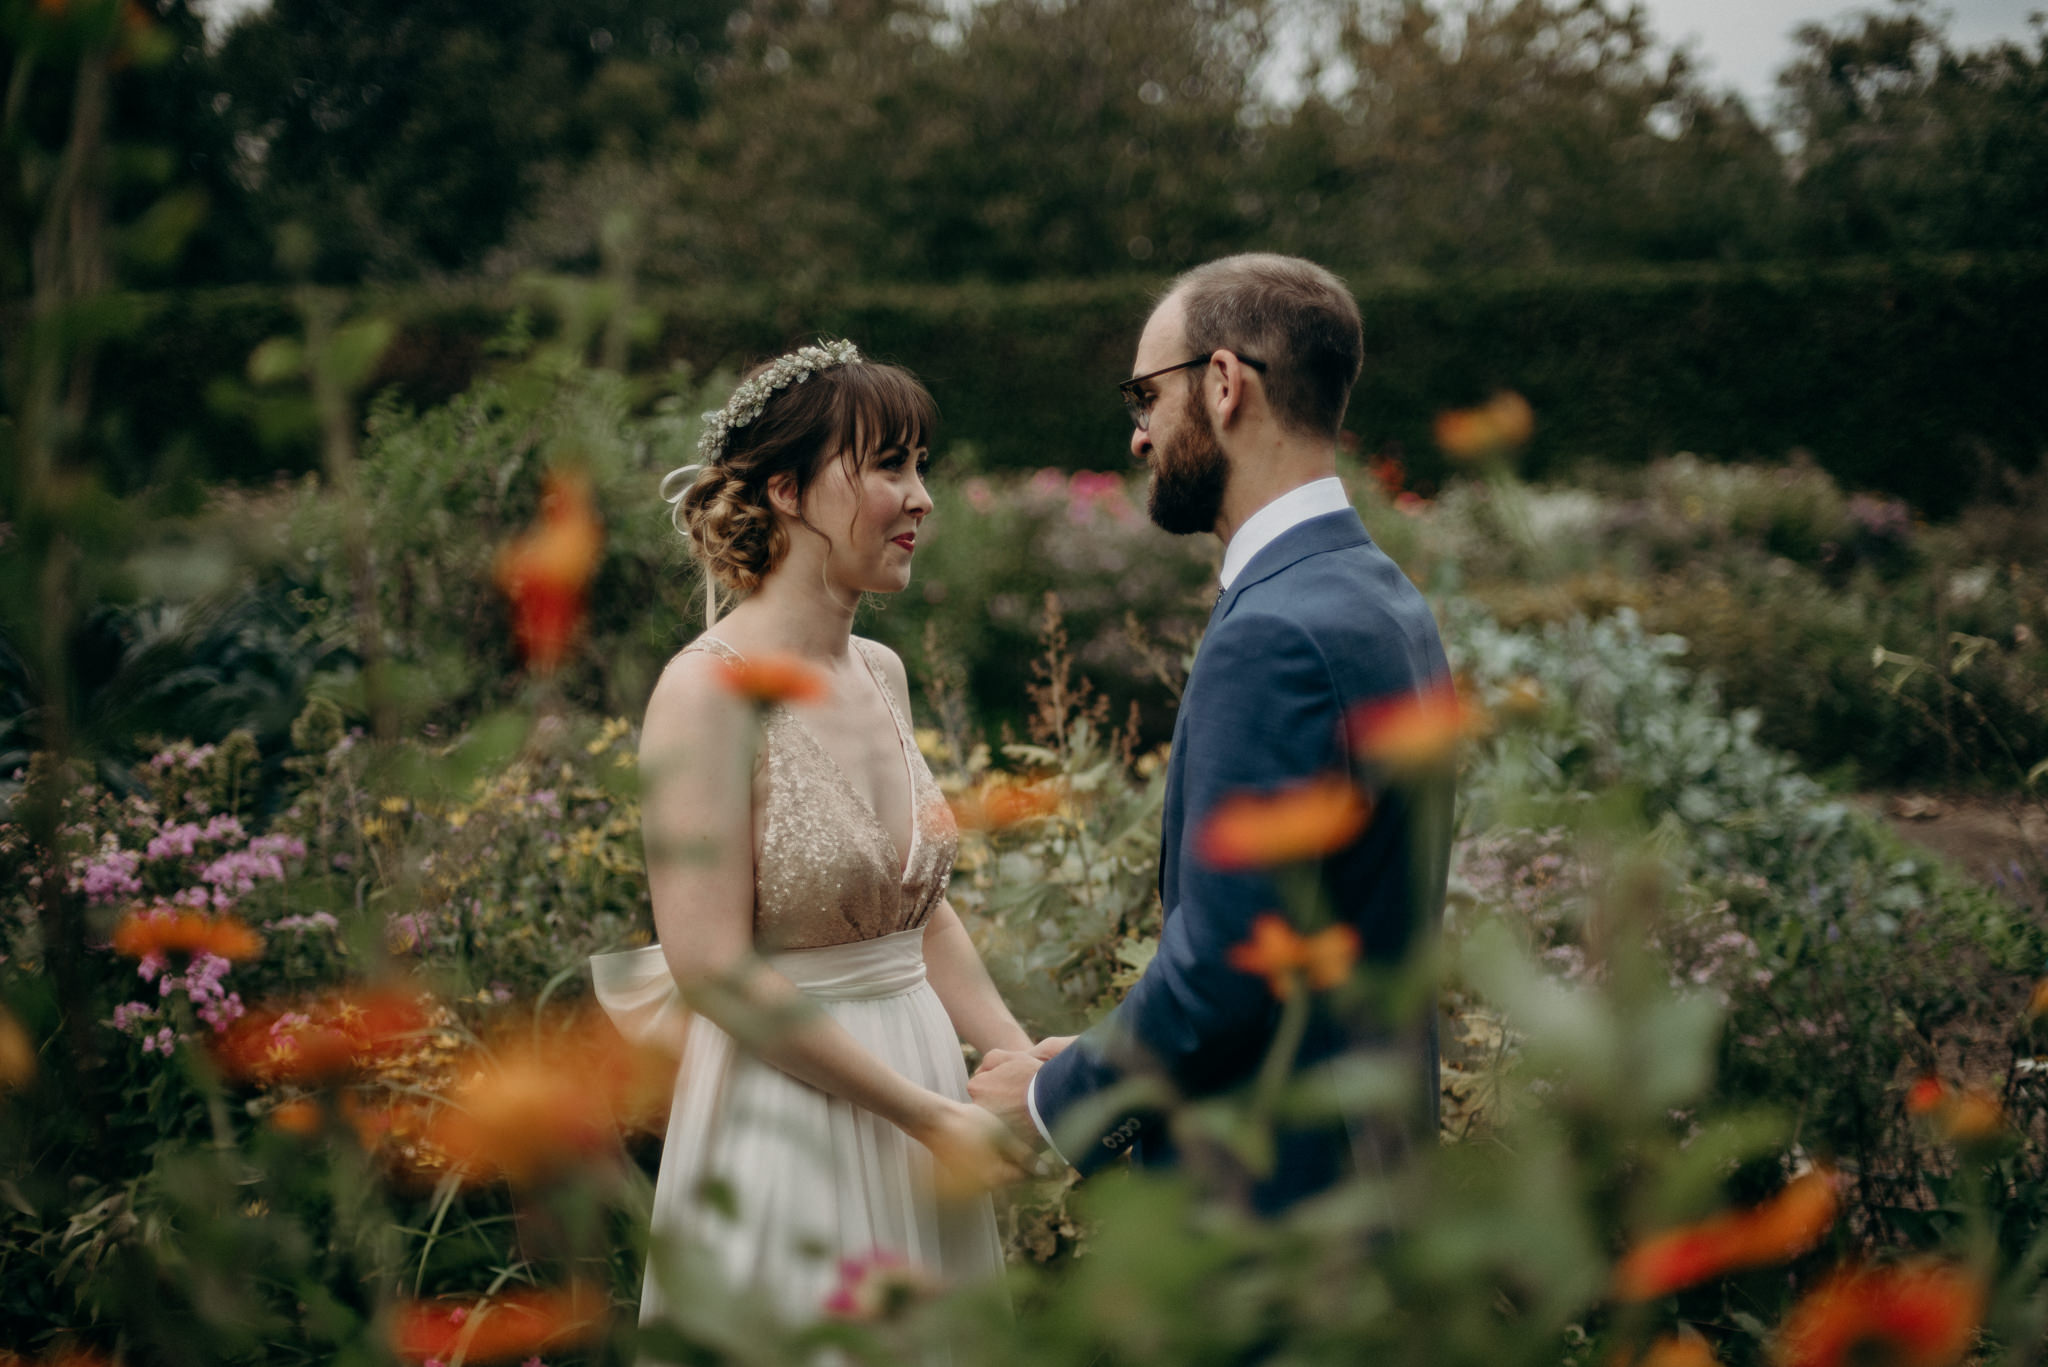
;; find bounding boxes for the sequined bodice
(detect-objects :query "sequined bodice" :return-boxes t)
[683,635,958,953]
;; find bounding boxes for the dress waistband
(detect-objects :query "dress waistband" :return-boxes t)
[766,926,928,1000]
[589,927,929,1045]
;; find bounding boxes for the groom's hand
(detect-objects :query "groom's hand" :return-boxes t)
[968,1048,1043,1146]
[1030,1035,1076,1061]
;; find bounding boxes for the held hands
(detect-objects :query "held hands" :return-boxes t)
[968,1035,1073,1146]
[914,1098,1034,1195]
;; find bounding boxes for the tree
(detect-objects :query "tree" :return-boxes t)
[1265,0,1788,272]
[1777,1,2048,255]
[211,0,735,279]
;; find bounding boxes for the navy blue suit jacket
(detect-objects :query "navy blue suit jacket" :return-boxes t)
[1032,507,1452,1213]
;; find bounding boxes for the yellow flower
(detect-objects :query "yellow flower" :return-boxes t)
[446,809,470,830]
[380,796,409,814]
[360,816,386,838]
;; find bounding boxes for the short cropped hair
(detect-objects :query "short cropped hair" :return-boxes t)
[1168,254,1364,438]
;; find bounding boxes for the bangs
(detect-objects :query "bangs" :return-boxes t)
[828,362,939,464]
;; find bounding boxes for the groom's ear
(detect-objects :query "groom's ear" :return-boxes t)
[1208,351,1249,431]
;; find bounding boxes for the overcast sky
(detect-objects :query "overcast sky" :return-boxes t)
[1636,0,2043,110]
[194,0,2044,115]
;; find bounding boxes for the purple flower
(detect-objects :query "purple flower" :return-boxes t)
[110,1001,158,1032]
[78,846,143,905]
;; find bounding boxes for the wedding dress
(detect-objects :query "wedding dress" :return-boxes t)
[591,634,1004,1333]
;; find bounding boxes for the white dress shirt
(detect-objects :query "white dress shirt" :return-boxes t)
[1023,474,1354,1163]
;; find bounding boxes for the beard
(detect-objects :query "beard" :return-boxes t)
[1145,383,1229,536]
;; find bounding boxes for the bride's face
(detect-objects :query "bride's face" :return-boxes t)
[798,439,933,596]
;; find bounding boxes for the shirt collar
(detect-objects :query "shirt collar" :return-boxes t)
[1218,477,1350,590]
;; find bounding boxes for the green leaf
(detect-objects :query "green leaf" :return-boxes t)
[247,336,304,386]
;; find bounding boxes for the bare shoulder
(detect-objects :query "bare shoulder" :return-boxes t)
[857,636,914,709]
[641,647,746,747]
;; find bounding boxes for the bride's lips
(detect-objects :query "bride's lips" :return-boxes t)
[891,533,916,552]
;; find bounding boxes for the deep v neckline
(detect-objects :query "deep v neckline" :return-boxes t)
[704,635,921,884]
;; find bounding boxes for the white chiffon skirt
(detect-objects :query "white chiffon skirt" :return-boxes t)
[590,928,1005,1331]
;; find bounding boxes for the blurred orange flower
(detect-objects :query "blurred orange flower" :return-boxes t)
[1226,914,1361,1000]
[1348,681,1491,775]
[423,1012,674,1186]
[391,1282,607,1364]
[1905,1076,2009,1143]
[1772,1263,1983,1367]
[1614,1169,1839,1301]
[267,1098,324,1136]
[0,1007,34,1090]
[211,987,430,1085]
[495,469,603,674]
[714,652,829,706]
[1616,1334,1722,1367]
[111,908,263,962]
[947,777,1064,831]
[1197,776,1372,871]
[1434,391,1535,461]
[2025,977,2048,1021]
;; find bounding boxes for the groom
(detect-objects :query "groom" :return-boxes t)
[969,254,1452,1214]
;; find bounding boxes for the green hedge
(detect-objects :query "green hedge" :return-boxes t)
[71,255,2048,515]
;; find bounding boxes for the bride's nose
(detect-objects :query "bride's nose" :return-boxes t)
[905,472,932,518]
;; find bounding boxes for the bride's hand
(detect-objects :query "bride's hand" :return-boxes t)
[1030,1035,1076,1060]
[914,1098,1033,1195]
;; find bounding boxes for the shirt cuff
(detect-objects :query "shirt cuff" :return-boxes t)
[1026,1070,1072,1169]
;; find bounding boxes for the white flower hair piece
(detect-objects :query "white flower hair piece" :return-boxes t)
[697,338,864,465]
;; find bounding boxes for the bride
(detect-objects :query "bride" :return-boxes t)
[592,341,1031,1335]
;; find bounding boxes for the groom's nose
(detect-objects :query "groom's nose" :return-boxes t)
[1129,424,1153,464]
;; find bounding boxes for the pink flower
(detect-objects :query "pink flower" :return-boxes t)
[823,1250,940,1321]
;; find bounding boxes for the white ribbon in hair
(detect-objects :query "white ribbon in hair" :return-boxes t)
[659,462,720,628]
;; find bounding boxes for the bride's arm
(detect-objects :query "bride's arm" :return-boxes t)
[640,653,1024,1182]
[922,898,1031,1055]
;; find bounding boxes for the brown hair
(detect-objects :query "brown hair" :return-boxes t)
[1168,254,1364,438]
[675,354,937,605]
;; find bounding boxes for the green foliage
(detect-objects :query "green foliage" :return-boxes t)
[66,253,2048,512]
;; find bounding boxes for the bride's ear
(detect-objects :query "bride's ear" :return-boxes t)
[765,472,802,520]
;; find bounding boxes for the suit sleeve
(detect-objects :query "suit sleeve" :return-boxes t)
[1032,609,1345,1172]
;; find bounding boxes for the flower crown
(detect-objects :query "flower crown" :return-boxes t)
[695,338,864,465]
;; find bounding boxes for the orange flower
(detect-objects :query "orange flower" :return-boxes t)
[391,1282,607,1363]
[1349,681,1491,775]
[0,1007,34,1090]
[211,987,430,1085]
[494,469,603,674]
[1226,914,1362,1000]
[2025,977,2048,1021]
[1906,1076,2009,1143]
[1772,1263,1983,1367]
[1617,1334,1722,1367]
[423,1011,674,1186]
[1197,776,1372,871]
[268,1098,324,1136]
[713,651,829,705]
[947,777,1064,831]
[110,908,263,963]
[1434,391,1535,461]
[1614,1169,1839,1301]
